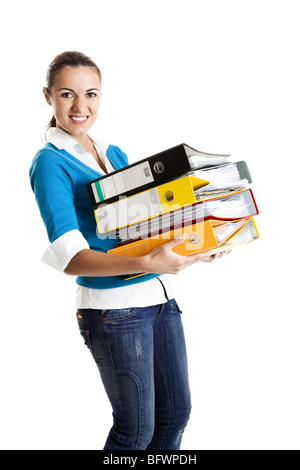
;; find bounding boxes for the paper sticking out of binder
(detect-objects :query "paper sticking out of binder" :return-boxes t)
[87,143,231,209]
[192,160,252,198]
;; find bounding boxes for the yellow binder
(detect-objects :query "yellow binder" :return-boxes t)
[95,175,210,234]
[108,217,256,258]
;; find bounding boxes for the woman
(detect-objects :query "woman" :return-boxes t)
[30,51,223,450]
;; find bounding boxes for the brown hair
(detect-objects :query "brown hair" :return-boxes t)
[44,51,101,138]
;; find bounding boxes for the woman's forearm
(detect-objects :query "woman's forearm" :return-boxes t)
[64,249,147,276]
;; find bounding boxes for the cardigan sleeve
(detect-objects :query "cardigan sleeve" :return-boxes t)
[29,149,89,271]
[30,149,81,242]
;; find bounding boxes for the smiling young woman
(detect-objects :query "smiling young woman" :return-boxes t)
[29,51,222,450]
[42,55,105,173]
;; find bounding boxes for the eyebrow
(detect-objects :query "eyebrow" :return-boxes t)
[57,87,100,92]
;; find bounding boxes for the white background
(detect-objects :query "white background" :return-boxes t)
[1,0,299,450]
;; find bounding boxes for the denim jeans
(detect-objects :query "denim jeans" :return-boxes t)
[76,299,191,450]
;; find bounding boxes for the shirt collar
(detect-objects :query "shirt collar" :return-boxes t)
[47,127,81,150]
[46,127,112,173]
[47,127,108,154]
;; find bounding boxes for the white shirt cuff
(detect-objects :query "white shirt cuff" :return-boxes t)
[41,229,90,272]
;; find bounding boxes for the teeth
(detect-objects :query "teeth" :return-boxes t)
[71,116,88,121]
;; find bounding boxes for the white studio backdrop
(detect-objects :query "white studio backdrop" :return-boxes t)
[0,0,299,450]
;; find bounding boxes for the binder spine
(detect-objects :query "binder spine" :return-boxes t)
[87,145,191,209]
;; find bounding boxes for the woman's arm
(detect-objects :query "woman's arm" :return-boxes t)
[64,235,220,276]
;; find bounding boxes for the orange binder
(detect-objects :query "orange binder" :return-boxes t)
[108,218,252,258]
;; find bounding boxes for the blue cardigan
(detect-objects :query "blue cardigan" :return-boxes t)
[29,142,159,289]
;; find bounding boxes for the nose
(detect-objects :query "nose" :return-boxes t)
[71,95,86,113]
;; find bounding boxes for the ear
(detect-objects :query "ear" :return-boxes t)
[43,87,52,106]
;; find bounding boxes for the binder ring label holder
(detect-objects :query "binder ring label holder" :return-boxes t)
[153,162,164,174]
[164,191,175,202]
[189,234,199,245]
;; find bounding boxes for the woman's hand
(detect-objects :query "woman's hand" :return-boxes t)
[141,234,231,275]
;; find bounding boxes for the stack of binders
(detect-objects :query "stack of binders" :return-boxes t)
[87,144,259,273]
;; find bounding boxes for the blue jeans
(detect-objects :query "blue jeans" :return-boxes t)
[76,299,191,450]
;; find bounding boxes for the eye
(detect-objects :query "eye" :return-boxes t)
[61,92,74,98]
[86,92,97,98]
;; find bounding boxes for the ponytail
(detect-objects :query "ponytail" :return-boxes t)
[44,115,57,141]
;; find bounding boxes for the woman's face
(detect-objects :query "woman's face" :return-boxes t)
[43,65,101,137]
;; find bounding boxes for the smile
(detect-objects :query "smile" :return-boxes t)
[69,115,89,123]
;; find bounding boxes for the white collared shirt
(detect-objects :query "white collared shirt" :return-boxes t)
[41,128,174,308]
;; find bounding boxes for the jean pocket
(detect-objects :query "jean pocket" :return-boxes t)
[79,329,93,352]
[103,307,139,323]
[169,299,183,314]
